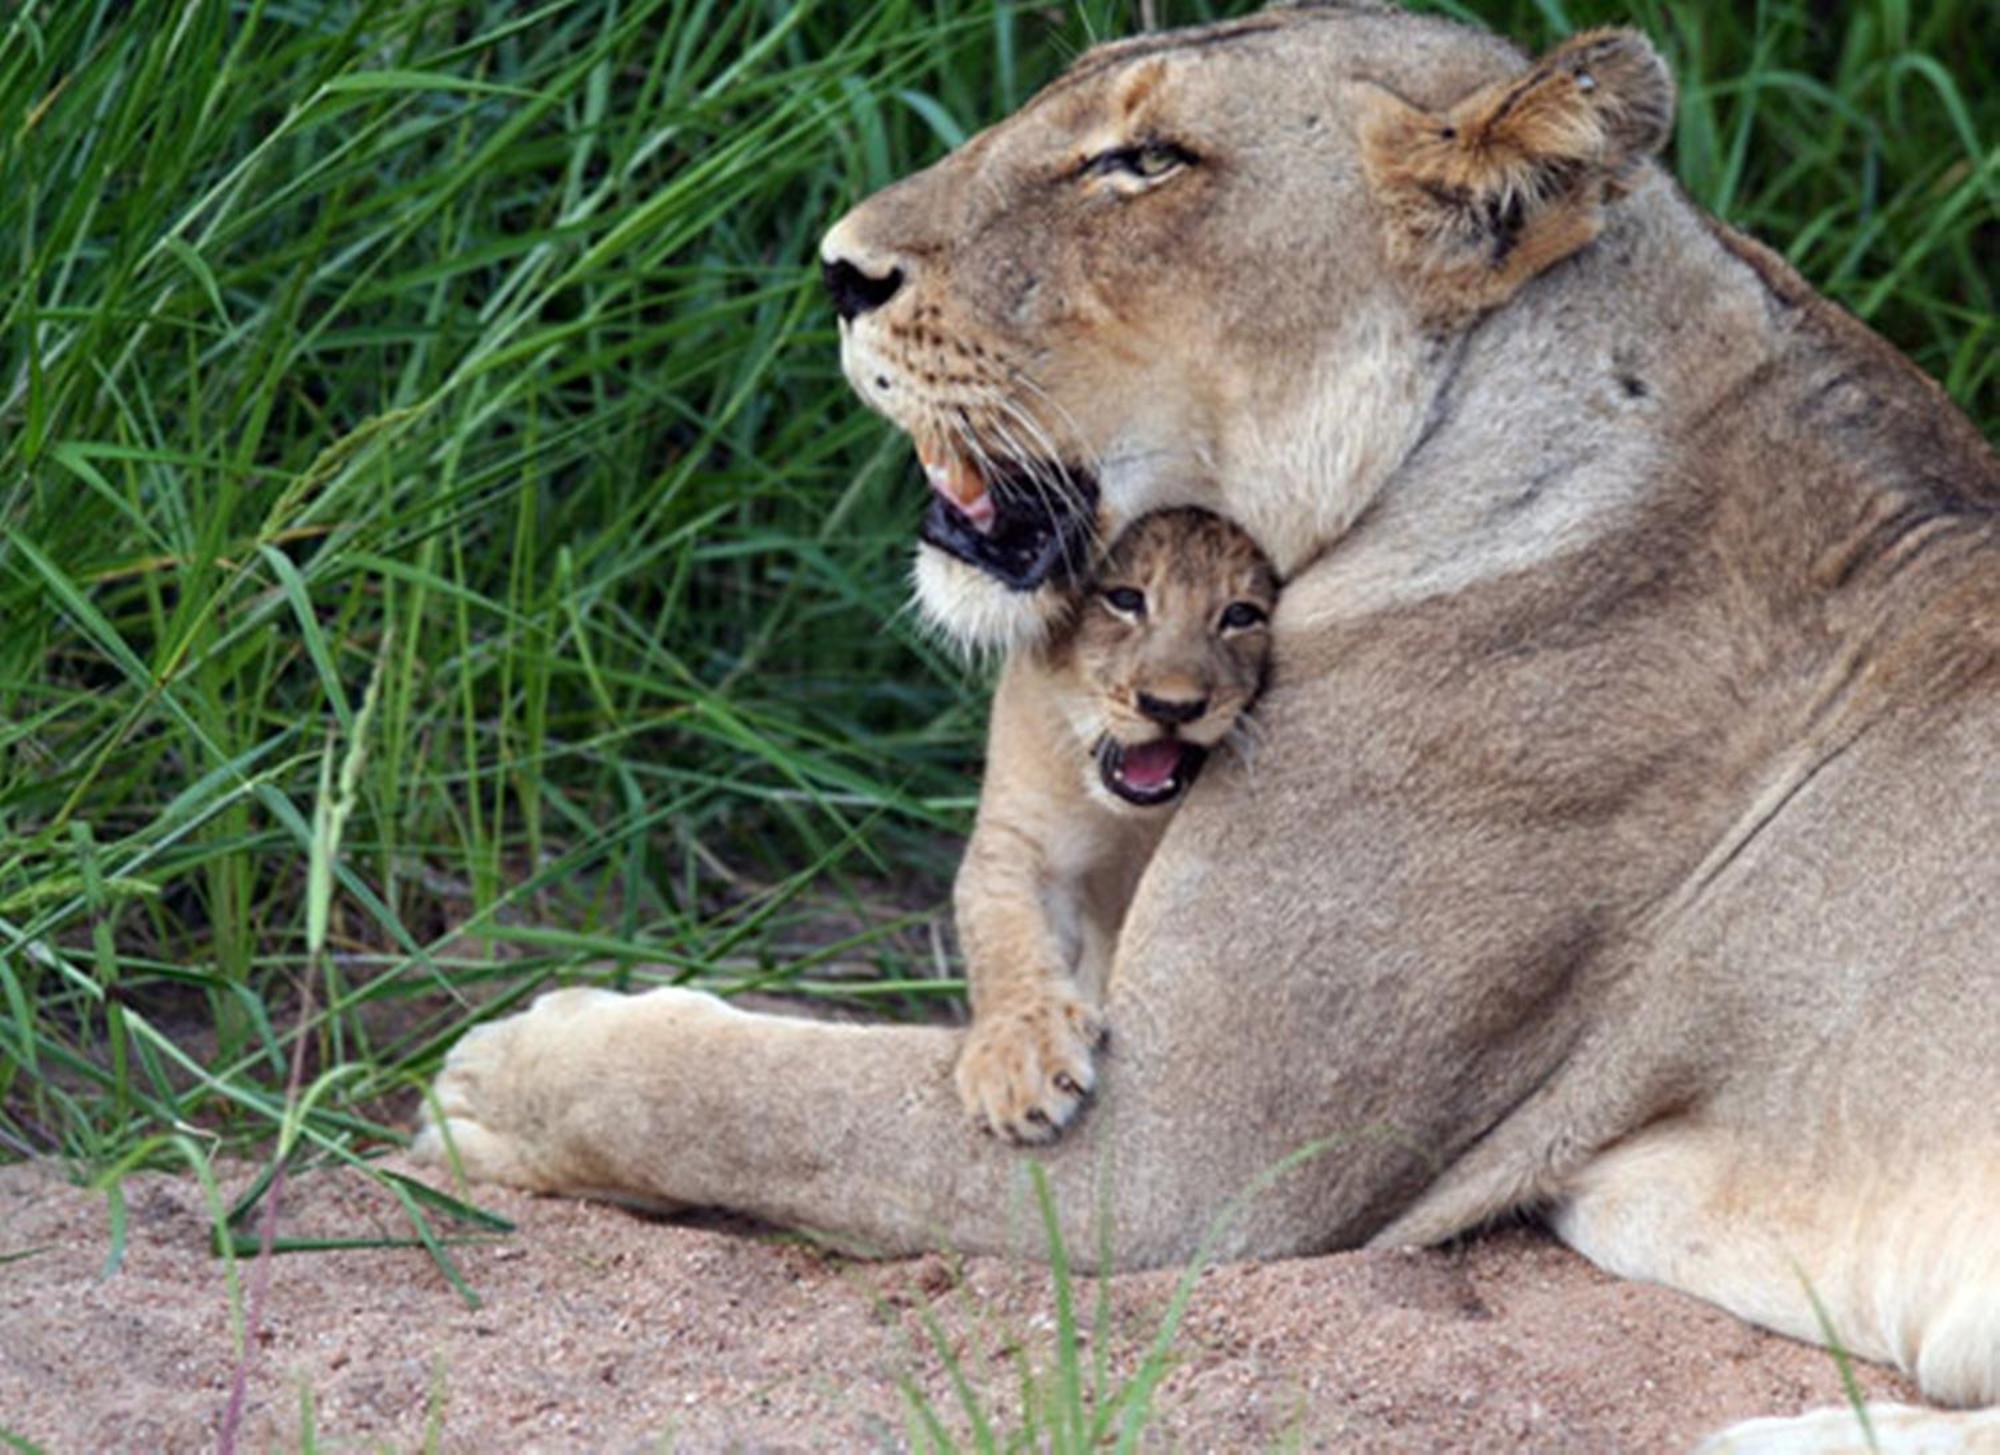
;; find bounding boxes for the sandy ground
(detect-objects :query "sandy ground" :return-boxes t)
[0,1155,1917,1453]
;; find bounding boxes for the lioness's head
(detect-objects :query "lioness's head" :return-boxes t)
[1052,507,1278,809]
[822,5,1673,648]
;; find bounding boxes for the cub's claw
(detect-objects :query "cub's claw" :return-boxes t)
[954,993,1107,1144]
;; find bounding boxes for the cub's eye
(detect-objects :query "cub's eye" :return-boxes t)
[1082,140,1194,183]
[1101,585,1147,617]
[1218,601,1267,631]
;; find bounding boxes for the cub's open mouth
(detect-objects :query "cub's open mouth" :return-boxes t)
[1096,737,1209,808]
[914,439,1097,592]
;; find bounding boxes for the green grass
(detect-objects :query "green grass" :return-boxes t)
[894,1148,1342,1452]
[1,0,1994,1188]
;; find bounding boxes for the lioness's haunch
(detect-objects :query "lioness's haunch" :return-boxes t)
[418,4,1999,1438]
[954,508,1277,1143]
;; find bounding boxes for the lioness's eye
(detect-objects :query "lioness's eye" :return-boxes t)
[1219,601,1267,631]
[1082,140,1194,183]
[1102,586,1146,617]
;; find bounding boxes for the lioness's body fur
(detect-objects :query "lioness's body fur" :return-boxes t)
[419,3,1999,1433]
[954,509,1277,1143]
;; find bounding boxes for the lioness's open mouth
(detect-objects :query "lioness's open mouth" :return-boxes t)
[1097,736,1208,807]
[914,438,1097,592]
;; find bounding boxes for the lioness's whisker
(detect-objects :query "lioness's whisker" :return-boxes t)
[949,413,1009,502]
[1003,394,1108,555]
[988,394,1105,551]
[984,406,1086,531]
[1009,370,1106,479]
[964,406,1061,521]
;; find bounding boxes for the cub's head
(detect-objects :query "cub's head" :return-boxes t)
[823,6,1674,650]
[1050,508,1278,809]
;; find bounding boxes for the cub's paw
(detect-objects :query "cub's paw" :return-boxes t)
[954,993,1108,1144]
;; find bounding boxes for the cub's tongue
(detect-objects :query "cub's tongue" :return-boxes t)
[917,440,995,534]
[1117,740,1183,792]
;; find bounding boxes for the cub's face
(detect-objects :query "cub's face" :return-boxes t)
[1053,508,1278,809]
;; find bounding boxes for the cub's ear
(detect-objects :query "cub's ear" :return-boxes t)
[1358,28,1674,322]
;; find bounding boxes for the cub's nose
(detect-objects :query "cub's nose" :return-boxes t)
[822,257,904,321]
[1137,692,1209,727]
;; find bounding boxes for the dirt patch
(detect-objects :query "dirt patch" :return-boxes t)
[0,1157,1912,1451]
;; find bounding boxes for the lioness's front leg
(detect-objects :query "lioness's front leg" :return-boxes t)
[408,971,1293,1268]
[409,860,1420,1270]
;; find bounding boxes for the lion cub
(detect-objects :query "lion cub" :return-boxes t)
[954,508,1278,1143]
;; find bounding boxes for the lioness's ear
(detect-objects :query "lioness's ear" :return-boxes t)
[1358,29,1674,322]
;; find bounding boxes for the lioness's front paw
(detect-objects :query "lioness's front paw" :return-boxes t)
[954,994,1107,1144]
[410,985,632,1192]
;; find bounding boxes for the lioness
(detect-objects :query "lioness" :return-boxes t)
[417,4,1999,1439]
[955,507,1277,1143]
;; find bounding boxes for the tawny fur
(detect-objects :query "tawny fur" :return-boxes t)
[953,509,1276,1143]
[418,6,2000,1440]
[1358,28,1674,324]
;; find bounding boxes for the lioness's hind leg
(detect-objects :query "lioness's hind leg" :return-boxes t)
[1695,1404,2000,1455]
[1554,1121,2000,1407]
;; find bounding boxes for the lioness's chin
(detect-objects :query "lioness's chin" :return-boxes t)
[912,544,1070,654]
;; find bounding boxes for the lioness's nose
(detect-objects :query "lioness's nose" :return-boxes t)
[822,256,904,321]
[1137,692,1209,727]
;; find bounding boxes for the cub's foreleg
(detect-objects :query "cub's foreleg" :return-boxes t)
[952,661,1110,1143]
[953,811,1108,1143]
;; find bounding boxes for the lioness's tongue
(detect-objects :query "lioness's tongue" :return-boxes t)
[1118,741,1182,792]
[917,440,995,534]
